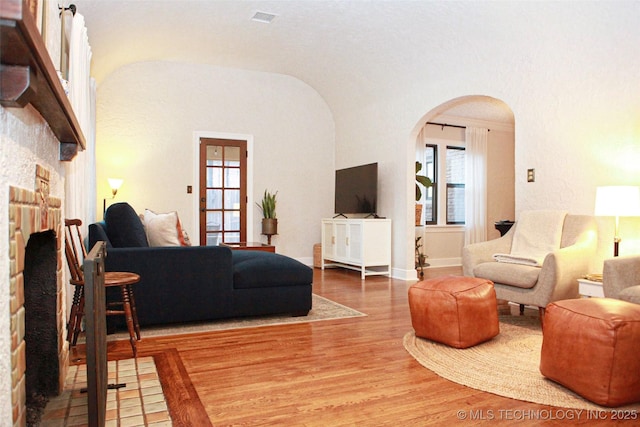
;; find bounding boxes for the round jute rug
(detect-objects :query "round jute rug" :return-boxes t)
[403,315,640,411]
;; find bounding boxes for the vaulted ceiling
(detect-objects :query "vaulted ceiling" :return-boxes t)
[75,1,593,125]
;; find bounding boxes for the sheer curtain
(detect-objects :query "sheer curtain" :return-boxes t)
[464,127,488,245]
[65,12,97,228]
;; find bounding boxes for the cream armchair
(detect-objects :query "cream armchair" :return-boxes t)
[462,215,598,316]
[603,256,640,304]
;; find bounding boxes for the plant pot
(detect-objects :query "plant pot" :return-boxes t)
[415,204,423,226]
[261,218,278,236]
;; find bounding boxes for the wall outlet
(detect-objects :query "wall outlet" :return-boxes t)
[187,185,193,193]
[527,169,535,182]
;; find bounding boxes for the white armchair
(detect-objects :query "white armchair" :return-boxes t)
[603,256,640,304]
[462,214,598,316]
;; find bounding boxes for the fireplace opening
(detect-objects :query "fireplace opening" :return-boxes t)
[24,230,60,425]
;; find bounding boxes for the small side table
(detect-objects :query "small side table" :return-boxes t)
[578,278,604,298]
[220,242,275,253]
[494,220,515,236]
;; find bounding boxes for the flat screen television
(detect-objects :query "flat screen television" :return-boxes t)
[334,162,378,216]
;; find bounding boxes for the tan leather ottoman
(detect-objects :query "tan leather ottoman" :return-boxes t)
[540,298,640,407]
[408,276,499,349]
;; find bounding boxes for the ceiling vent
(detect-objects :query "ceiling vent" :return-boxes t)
[251,11,277,24]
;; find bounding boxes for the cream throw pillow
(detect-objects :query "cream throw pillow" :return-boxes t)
[144,209,181,247]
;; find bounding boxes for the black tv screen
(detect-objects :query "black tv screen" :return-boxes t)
[334,163,378,215]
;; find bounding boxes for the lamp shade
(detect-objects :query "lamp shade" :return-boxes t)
[595,186,640,217]
[107,178,123,192]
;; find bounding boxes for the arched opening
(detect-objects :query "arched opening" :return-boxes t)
[412,95,515,270]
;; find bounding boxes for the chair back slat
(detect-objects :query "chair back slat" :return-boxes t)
[65,219,87,285]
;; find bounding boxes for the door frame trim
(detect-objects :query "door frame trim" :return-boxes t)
[193,131,254,244]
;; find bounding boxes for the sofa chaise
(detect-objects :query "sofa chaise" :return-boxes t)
[88,202,312,329]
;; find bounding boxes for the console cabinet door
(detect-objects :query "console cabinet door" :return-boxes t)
[346,222,363,262]
[322,221,335,259]
[335,221,348,260]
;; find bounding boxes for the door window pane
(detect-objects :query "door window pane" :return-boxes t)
[224,211,240,231]
[224,189,240,209]
[206,212,222,232]
[206,233,221,246]
[206,189,222,209]
[224,232,240,243]
[226,168,240,188]
[206,167,222,187]
[206,146,223,166]
[225,147,241,167]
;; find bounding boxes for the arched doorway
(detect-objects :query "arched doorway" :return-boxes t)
[412,95,515,269]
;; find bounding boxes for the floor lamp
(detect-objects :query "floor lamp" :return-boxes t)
[103,178,123,215]
[595,186,640,257]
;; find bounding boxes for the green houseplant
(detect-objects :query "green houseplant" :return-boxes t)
[257,190,278,244]
[415,161,432,225]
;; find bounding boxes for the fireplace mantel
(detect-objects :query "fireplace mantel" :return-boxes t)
[1,0,86,160]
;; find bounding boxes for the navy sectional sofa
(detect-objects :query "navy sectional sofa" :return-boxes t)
[88,203,312,329]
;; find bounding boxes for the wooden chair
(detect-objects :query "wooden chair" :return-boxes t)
[65,219,141,356]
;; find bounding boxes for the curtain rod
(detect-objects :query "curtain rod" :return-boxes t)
[59,4,77,16]
[426,121,490,132]
[427,121,465,130]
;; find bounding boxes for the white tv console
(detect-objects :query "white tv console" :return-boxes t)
[321,218,392,279]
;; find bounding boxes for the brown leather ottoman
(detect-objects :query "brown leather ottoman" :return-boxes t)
[540,298,640,407]
[408,276,499,348]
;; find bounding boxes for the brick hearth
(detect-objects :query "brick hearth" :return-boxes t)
[8,165,68,426]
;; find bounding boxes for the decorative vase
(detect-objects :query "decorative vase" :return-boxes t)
[261,218,278,244]
[415,204,423,226]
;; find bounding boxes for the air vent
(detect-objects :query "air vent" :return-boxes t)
[251,11,277,24]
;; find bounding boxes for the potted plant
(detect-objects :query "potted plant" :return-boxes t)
[415,236,429,279]
[415,161,432,226]
[257,190,278,244]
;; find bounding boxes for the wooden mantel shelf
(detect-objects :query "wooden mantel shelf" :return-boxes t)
[1,0,86,161]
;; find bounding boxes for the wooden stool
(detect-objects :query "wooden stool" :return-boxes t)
[65,219,141,357]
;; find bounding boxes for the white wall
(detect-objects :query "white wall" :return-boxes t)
[91,2,640,278]
[95,61,335,260]
[326,3,640,277]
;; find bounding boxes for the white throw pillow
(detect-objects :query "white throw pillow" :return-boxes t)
[144,209,181,247]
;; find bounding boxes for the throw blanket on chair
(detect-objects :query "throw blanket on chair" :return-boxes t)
[493,210,568,267]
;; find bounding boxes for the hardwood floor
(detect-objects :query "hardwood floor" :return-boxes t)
[73,267,620,426]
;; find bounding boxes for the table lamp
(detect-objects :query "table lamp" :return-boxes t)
[594,186,640,256]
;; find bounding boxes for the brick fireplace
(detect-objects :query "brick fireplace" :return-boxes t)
[8,165,68,426]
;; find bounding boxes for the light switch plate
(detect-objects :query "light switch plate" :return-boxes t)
[527,169,535,182]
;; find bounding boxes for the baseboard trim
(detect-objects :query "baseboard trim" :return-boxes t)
[391,267,420,281]
[423,257,462,268]
[296,256,314,267]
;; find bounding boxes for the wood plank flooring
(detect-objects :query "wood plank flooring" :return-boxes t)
[72,267,622,426]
